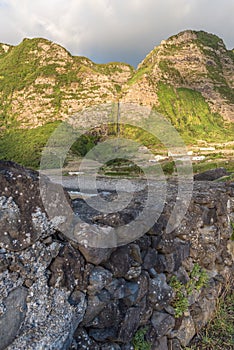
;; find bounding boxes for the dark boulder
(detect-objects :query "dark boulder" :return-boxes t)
[194,167,229,181]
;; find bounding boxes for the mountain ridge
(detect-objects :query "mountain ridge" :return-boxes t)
[0,30,233,130]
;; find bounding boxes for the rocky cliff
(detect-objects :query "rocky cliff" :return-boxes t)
[0,161,233,349]
[125,31,234,121]
[0,30,233,130]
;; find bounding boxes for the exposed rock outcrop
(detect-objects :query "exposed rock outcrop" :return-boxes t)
[0,30,233,129]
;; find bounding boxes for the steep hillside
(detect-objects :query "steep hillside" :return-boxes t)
[124,30,234,120]
[0,31,233,167]
[0,38,134,127]
[120,31,234,143]
[0,31,233,131]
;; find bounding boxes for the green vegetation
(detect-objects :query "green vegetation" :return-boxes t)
[196,31,224,50]
[0,33,233,171]
[128,66,152,85]
[0,37,134,128]
[0,122,121,169]
[169,276,189,318]
[70,134,98,157]
[0,122,61,169]
[159,60,183,82]
[193,159,234,174]
[99,158,145,177]
[95,61,134,75]
[227,49,234,63]
[169,263,209,318]
[156,83,233,142]
[186,281,234,349]
[231,222,234,241]
[132,327,151,350]
[162,161,175,175]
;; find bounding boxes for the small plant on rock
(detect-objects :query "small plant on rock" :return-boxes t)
[132,327,151,350]
[170,263,209,318]
[169,276,189,318]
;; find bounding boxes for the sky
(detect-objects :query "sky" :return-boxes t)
[0,0,233,67]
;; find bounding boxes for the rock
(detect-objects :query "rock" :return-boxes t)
[105,278,126,299]
[73,328,99,350]
[194,167,229,181]
[155,254,175,273]
[172,240,190,271]
[0,161,71,251]
[118,307,141,343]
[135,235,151,251]
[152,336,168,350]
[105,246,131,277]
[202,207,217,225]
[170,316,196,347]
[125,266,142,280]
[121,345,134,350]
[49,244,87,290]
[101,344,121,350]
[89,327,118,342]
[129,244,142,264]
[0,162,233,349]
[0,287,28,350]
[138,297,153,324]
[143,248,158,269]
[123,281,139,306]
[148,274,173,310]
[87,266,113,295]
[135,272,149,303]
[92,211,135,227]
[6,281,86,350]
[68,290,86,306]
[190,278,221,331]
[167,338,182,350]
[82,294,107,325]
[151,311,175,338]
[78,245,114,265]
[88,302,121,329]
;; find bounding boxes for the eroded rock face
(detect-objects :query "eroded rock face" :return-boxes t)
[0,287,28,350]
[0,161,233,349]
[0,161,49,250]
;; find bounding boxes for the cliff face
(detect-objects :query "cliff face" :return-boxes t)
[0,38,133,127]
[126,30,234,121]
[0,30,233,129]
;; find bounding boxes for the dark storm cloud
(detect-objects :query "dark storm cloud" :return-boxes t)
[0,0,233,67]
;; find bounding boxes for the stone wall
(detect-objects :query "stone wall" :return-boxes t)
[0,161,233,350]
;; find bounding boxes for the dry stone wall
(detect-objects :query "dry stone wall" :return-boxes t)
[0,161,233,350]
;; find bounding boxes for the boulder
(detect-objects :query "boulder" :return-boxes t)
[194,167,229,181]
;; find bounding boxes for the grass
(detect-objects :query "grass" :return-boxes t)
[132,327,151,350]
[0,37,134,128]
[159,60,183,82]
[0,121,62,169]
[196,31,224,50]
[193,159,234,174]
[156,83,233,142]
[128,66,152,85]
[186,280,234,349]
[169,263,209,318]
[99,158,145,177]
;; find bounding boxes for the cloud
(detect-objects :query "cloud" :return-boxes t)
[0,0,233,66]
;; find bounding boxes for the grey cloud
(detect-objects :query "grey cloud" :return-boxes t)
[0,0,233,67]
